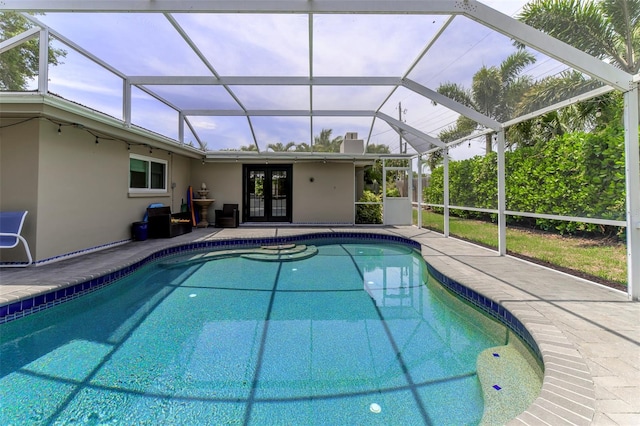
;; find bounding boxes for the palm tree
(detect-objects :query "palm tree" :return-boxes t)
[435,50,536,154]
[266,141,296,152]
[365,143,391,154]
[313,128,343,152]
[508,70,616,145]
[518,0,639,74]
[510,0,638,143]
[294,142,312,152]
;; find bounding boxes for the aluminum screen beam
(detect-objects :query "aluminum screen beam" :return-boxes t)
[126,76,402,86]
[376,15,455,114]
[403,79,501,130]
[0,0,462,14]
[376,112,444,149]
[468,1,631,91]
[3,1,632,90]
[23,14,127,79]
[0,27,40,54]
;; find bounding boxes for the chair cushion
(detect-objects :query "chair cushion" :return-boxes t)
[222,204,238,216]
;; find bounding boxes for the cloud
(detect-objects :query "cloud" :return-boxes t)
[312,14,448,77]
[231,85,310,110]
[174,13,310,76]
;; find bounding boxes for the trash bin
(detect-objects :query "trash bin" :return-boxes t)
[132,221,148,241]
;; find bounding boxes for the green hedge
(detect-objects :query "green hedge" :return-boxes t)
[356,190,382,224]
[425,125,626,235]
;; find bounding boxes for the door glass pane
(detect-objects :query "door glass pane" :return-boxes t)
[271,170,287,217]
[249,171,265,218]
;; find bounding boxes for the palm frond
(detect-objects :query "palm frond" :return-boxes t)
[500,50,536,84]
[518,0,639,73]
[436,83,475,108]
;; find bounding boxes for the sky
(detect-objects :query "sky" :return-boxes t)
[13,0,577,158]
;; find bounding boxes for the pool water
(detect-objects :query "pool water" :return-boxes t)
[1,242,514,425]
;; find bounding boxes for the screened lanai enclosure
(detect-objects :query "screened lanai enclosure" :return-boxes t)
[1,1,638,300]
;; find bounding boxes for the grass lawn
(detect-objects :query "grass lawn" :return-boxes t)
[415,210,627,288]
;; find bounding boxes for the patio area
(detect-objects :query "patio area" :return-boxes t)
[0,225,638,424]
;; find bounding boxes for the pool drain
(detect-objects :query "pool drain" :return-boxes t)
[369,403,381,413]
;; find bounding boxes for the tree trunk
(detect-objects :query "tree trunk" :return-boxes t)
[485,133,493,154]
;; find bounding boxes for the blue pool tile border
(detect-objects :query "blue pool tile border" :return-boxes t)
[0,233,419,324]
[426,263,543,364]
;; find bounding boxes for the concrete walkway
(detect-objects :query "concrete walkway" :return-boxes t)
[1,226,638,425]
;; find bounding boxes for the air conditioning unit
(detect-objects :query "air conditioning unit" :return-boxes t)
[340,132,364,153]
[345,132,358,140]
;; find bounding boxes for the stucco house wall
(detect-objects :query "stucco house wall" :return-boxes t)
[293,162,354,224]
[1,115,192,263]
[1,105,360,265]
[0,118,39,263]
[190,161,355,225]
[190,161,243,222]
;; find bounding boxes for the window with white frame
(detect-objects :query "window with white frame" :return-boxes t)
[129,154,167,193]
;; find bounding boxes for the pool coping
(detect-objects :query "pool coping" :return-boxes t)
[0,226,637,424]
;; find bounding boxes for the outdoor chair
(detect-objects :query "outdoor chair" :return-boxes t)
[147,206,192,238]
[215,204,239,228]
[0,211,33,267]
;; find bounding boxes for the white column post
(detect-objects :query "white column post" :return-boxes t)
[417,155,423,228]
[497,130,507,256]
[382,159,387,225]
[37,28,48,94]
[624,86,640,300]
[123,78,132,126]
[443,148,450,237]
[178,112,185,144]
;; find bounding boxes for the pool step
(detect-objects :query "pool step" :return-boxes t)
[242,244,318,262]
[160,244,317,267]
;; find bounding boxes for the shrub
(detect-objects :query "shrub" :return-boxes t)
[424,125,626,236]
[356,190,382,224]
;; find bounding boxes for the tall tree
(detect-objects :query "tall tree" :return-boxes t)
[518,0,639,74]
[435,51,536,154]
[1,12,66,91]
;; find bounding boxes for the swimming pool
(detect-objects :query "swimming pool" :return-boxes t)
[0,240,541,424]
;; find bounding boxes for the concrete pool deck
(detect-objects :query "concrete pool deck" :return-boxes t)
[1,225,638,425]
